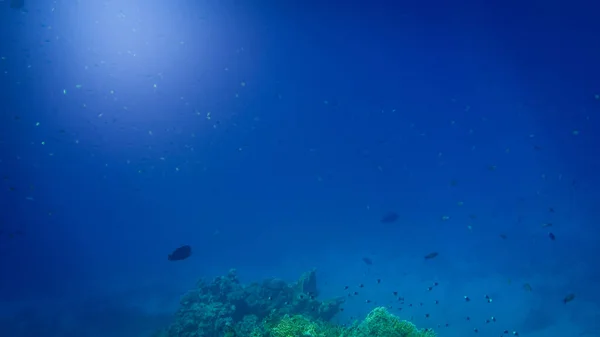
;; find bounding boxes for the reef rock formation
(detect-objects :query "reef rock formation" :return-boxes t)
[160,269,344,337]
[155,270,435,337]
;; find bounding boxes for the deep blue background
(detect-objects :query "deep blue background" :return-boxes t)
[1,0,599,336]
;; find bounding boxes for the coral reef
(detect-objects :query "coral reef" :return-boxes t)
[267,314,344,337]
[157,269,435,337]
[263,307,436,337]
[162,269,344,337]
[345,307,437,337]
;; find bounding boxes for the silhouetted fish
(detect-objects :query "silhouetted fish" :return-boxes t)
[11,0,24,9]
[563,293,575,304]
[380,212,399,223]
[168,245,192,261]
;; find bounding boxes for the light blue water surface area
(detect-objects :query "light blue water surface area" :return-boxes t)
[1,0,599,336]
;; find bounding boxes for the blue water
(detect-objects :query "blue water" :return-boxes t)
[1,0,599,336]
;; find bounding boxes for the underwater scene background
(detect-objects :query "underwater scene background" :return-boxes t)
[1,0,599,336]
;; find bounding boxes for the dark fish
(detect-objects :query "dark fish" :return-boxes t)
[563,293,575,303]
[362,257,373,265]
[548,232,556,240]
[380,212,399,223]
[424,252,439,259]
[10,0,24,9]
[168,245,192,261]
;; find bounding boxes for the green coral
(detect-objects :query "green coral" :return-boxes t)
[251,326,268,337]
[271,315,323,337]
[351,307,436,337]
[268,307,435,337]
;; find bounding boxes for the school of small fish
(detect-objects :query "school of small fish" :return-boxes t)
[2,99,585,337]
[0,12,593,335]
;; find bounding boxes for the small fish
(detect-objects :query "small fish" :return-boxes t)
[424,252,439,259]
[548,232,556,240]
[563,293,575,303]
[541,223,552,228]
[523,283,532,292]
[499,234,507,239]
[10,0,25,9]
[168,245,192,261]
[380,212,399,223]
[5,230,24,239]
[362,257,373,265]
